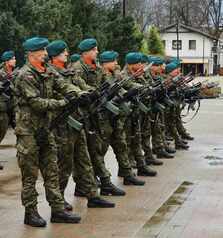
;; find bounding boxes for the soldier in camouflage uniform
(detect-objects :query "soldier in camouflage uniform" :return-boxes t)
[15,37,83,227]
[98,50,146,186]
[164,61,190,150]
[0,51,17,169]
[46,40,115,207]
[121,52,158,177]
[148,56,176,158]
[70,39,132,193]
[141,54,163,166]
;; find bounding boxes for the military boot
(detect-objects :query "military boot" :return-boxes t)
[145,155,163,166]
[24,209,47,227]
[100,182,126,196]
[137,165,157,177]
[182,134,194,141]
[87,197,115,208]
[64,200,73,211]
[181,139,188,145]
[123,175,145,186]
[156,149,174,159]
[175,141,189,150]
[165,146,176,154]
[118,169,136,178]
[51,210,81,224]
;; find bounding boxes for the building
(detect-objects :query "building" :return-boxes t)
[161,23,223,75]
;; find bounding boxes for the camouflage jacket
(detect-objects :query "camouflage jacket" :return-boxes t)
[71,60,102,90]
[14,63,80,135]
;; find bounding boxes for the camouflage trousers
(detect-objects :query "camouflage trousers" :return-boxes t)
[55,123,97,199]
[141,113,153,160]
[16,133,64,212]
[125,113,145,168]
[86,113,112,184]
[151,112,167,151]
[165,106,181,143]
[0,112,9,143]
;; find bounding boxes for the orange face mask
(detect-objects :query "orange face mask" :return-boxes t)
[51,58,65,69]
[82,54,96,70]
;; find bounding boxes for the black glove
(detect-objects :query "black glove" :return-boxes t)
[123,88,140,101]
[88,90,100,101]
[78,92,92,106]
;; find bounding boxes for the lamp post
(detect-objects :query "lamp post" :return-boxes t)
[176,19,179,60]
[123,0,126,17]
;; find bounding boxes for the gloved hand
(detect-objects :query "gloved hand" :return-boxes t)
[123,88,140,101]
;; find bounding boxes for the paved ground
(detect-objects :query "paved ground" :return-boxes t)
[0,99,223,238]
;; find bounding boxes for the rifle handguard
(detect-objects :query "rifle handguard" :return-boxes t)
[67,116,83,131]
[105,101,120,115]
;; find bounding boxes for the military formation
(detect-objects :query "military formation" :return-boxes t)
[0,36,204,227]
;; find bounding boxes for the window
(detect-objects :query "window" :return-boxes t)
[189,40,196,50]
[162,40,166,48]
[172,40,182,50]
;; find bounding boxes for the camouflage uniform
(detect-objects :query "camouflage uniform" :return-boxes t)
[121,68,147,168]
[0,64,10,143]
[14,63,80,212]
[97,69,134,177]
[71,60,111,184]
[51,65,98,198]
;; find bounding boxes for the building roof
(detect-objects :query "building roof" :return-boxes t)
[161,23,218,40]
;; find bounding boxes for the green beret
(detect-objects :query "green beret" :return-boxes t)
[141,53,148,63]
[148,56,164,66]
[99,51,119,63]
[125,52,142,64]
[70,54,80,63]
[78,38,97,52]
[165,62,180,74]
[1,51,15,62]
[23,37,49,52]
[46,40,68,57]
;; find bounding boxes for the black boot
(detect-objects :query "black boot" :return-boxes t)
[87,197,115,208]
[74,189,87,197]
[137,166,157,177]
[181,140,188,145]
[101,182,126,196]
[118,169,136,178]
[51,210,81,224]
[182,134,194,140]
[165,147,176,154]
[0,163,3,170]
[156,149,174,159]
[24,210,47,227]
[175,141,189,150]
[145,156,163,166]
[64,200,73,211]
[123,175,145,186]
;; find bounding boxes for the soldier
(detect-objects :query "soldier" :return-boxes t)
[70,38,136,193]
[98,50,146,186]
[148,56,176,159]
[0,51,17,169]
[140,53,163,166]
[15,37,84,227]
[68,53,80,68]
[122,52,157,177]
[46,40,115,207]
[164,61,190,150]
